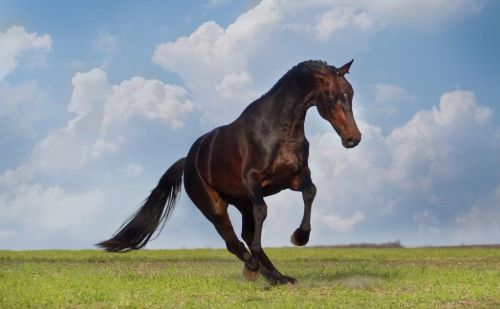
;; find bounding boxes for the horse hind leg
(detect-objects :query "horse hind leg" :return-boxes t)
[183,165,251,265]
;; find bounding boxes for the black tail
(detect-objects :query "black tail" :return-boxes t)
[97,157,186,252]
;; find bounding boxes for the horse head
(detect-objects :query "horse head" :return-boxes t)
[307,60,361,148]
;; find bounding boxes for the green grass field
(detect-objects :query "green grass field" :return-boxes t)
[1,247,499,308]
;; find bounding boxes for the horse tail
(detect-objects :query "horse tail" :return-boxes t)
[97,157,186,252]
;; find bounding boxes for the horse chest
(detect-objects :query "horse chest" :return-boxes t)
[262,142,307,189]
[273,151,302,173]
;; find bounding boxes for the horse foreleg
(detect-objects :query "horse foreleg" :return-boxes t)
[291,168,317,246]
[239,207,296,284]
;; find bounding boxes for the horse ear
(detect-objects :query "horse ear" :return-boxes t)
[337,59,353,76]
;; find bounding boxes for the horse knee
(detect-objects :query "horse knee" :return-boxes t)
[253,204,267,222]
[303,184,316,201]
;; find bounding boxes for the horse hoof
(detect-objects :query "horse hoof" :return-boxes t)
[268,274,297,285]
[242,265,260,281]
[290,228,309,246]
[282,275,297,285]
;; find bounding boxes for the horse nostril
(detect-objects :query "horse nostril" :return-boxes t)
[344,138,358,148]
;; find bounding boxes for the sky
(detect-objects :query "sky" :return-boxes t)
[0,0,499,250]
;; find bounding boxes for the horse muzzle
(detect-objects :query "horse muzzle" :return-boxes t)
[342,137,361,148]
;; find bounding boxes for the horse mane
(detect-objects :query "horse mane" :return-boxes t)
[262,60,337,98]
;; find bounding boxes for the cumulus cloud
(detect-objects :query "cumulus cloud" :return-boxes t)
[104,76,193,129]
[153,0,284,81]
[0,183,102,230]
[0,26,53,140]
[215,70,257,101]
[0,155,103,248]
[0,81,50,139]
[67,68,111,118]
[90,136,126,159]
[31,68,193,171]
[153,1,283,124]
[387,90,491,189]
[0,181,103,249]
[0,25,52,80]
[0,165,35,190]
[152,0,483,126]
[322,211,365,232]
[314,7,373,40]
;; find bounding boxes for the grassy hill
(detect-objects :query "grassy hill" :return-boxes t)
[1,247,499,308]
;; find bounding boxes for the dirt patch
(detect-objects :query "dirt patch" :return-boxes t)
[336,275,381,288]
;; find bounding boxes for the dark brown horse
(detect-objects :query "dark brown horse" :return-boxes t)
[98,60,361,284]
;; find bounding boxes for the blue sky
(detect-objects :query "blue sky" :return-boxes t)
[1,0,499,249]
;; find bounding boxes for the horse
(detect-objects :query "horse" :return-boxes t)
[97,59,361,285]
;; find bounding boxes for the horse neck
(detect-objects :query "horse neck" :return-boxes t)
[267,82,310,140]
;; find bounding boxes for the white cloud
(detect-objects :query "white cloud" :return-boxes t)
[153,1,283,124]
[35,127,88,170]
[91,136,125,159]
[32,69,194,171]
[104,76,194,129]
[125,163,143,178]
[152,0,483,126]
[92,30,118,55]
[322,211,365,232]
[67,68,111,118]
[0,81,50,138]
[152,1,281,84]
[0,183,102,230]
[0,165,35,190]
[434,90,490,125]
[215,70,257,101]
[0,25,52,80]
[315,8,373,40]
[0,26,53,140]
[388,90,491,188]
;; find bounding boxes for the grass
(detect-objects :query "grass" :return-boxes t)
[0,247,499,308]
